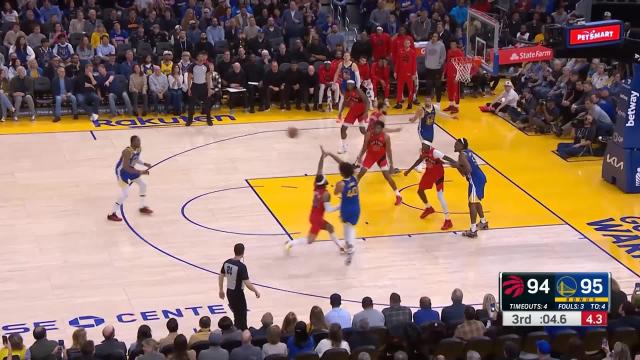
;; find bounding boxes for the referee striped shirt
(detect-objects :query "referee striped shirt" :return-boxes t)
[188,63,209,85]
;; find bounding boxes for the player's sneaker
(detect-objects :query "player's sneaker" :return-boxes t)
[139,207,153,215]
[450,107,459,114]
[206,118,213,126]
[90,113,99,121]
[107,213,122,222]
[478,221,489,230]
[441,219,453,230]
[462,230,478,238]
[442,105,454,112]
[394,195,402,206]
[284,240,293,254]
[420,206,435,219]
[393,103,403,109]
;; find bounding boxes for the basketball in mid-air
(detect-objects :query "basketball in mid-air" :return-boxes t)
[287,127,299,138]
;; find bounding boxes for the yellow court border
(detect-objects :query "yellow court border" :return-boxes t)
[247,165,562,240]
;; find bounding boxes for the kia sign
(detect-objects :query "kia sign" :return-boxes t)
[566,21,623,48]
[497,45,553,65]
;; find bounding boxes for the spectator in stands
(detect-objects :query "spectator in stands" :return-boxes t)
[488,81,518,115]
[206,18,225,45]
[351,32,372,62]
[97,63,134,116]
[196,33,215,59]
[250,313,274,339]
[441,288,466,328]
[352,296,384,328]
[225,62,249,112]
[110,22,128,46]
[96,35,116,61]
[9,66,36,122]
[159,51,174,76]
[68,11,86,35]
[79,341,97,360]
[382,292,412,328]
[26,59,43,78]
[174,30,194,56]
[262,325,287,358]
[0,334,26,360]
[188,316,213,346]
[608,301,640,331]
[42,56,61,81]
[27,25,47,51]
[454,306,486,341]
[10,36,36,65]
[394,351,408,360]
[83,10,101,36]
[289,39,308,63]
[129,64,148,116]
[0,68,14,122]
[52,66,78,122]
[283,61,303,110]
[282,312,299,337]
[308,306,329,334]
[4,23,26,49]
[260,61,284,111]
[197,330,227,360]
[28,327,58,360]
[247,29,269,56]
[219,316,242,343]
[35,38,54,69]
[217,50,233,80]
[306,34,329,63]
[591,64,609,90]
[169,335,195,360]
[315,323,350,357]
[476,294,499,325]
[369,1,391,32]
[148,65,169,115]
[158,318,179,349]
[91,24,109,49]
[274,43,291,65]
[167,65,185,115]
[287,322,315,359]
[229,330,261,360]
[137,339,162,360]
[243,54,263,113]
[207,63,222,110]
[75,36,93,65]
[282,0,304,41]
[326,25,346,52]
[128,325,152,358]
[584,98,613,135]
[349,319,378,349]
[94,325,127,360]
[53,34,74,65]
[325,293,352,329]
[302,65,319,111]
[536,340,553,360]
[413,296,440,325]
[512,87,538,128]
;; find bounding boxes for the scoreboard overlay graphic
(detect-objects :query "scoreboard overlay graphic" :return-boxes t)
[500,272,610,326]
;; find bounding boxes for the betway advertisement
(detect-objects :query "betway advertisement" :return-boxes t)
[497,45,554,65]
[612,63,640,149]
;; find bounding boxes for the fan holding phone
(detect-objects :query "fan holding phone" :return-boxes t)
[0,334,28,360]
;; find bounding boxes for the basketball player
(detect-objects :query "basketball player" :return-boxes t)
[323,147,360,265]
[409,96,437,172]
[356,121,402,206]
[334,52,361,109]
[107,135,152,222]
[366,102,400,133]
[454,138,489,237]
[357,56,375,104]
[443,41,465,114]
[337,80,369,154]
[404,144,456,230]
[285,150,345,253]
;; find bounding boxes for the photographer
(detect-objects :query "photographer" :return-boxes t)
[555,114,596,159]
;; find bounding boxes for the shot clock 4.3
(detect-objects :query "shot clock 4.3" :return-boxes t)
[500,272,610,326]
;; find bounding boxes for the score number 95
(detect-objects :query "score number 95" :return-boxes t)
[526,278,604,294]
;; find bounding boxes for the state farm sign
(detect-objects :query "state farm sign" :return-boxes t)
[498,45,553,65]
[566,21,623,48]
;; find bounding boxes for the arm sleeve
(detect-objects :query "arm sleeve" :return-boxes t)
[432,149,445,160]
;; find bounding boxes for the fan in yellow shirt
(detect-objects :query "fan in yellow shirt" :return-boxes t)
[160,51,174,76]
[91,23,109,49]
[0,334,28,360]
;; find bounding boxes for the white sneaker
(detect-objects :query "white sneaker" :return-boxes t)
[434,103,441,109]
[0,117,5,122]
[12,116,18,121]
[415,164,424,173]
[31,115,36,122]
[90,113,99,121]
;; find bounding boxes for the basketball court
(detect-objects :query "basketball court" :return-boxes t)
[1,90,639,341]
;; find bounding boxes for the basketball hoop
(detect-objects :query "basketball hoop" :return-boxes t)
[452,56,482,84]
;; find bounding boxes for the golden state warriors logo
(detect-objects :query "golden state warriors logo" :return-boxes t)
[556,276,578,297]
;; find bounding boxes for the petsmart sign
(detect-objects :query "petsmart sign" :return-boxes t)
[0,304,226,335]
[566,21,623,48]
[497,45,554,65]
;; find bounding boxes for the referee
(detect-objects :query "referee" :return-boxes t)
[218,243,260,330]
[186,51,213,126]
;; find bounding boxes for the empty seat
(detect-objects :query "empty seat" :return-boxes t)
[550,329,578,355]
[295,351,320,360]
[320,348,349,360]
[464,336,493,359]
[189,341,210,356]
[583,328,607,355]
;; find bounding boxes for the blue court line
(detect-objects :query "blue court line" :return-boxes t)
[180,186,298,237]
[397,182,483,215]
[89,131,97,140]
[434,123,640,278]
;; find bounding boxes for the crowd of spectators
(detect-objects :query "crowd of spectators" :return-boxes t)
[479,57,624,159]
[1,281,640,360]
[0,0,628,126]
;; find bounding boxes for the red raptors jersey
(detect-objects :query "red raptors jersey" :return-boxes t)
[445,48,465,77]
[367,131,387,156]
[423,148,445,174]
[395,47,417,76]
[346,89,363,106]
[357,62,371,81]
[310,186,326,219]
[367,110,385,132]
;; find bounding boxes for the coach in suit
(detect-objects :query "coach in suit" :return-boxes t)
[52,66,78,122]
[29,327,59,360]
[95,325,127,360]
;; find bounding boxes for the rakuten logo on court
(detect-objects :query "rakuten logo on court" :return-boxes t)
[627,90,638,127]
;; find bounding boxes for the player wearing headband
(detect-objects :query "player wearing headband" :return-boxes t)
[454,138,489,238]
[285,149,344,253]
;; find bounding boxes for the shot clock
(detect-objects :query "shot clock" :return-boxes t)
[500,272,610,326]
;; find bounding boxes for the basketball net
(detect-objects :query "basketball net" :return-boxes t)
[451,57,474,84]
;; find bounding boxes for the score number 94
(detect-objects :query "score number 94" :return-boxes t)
[526,278,604,294]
